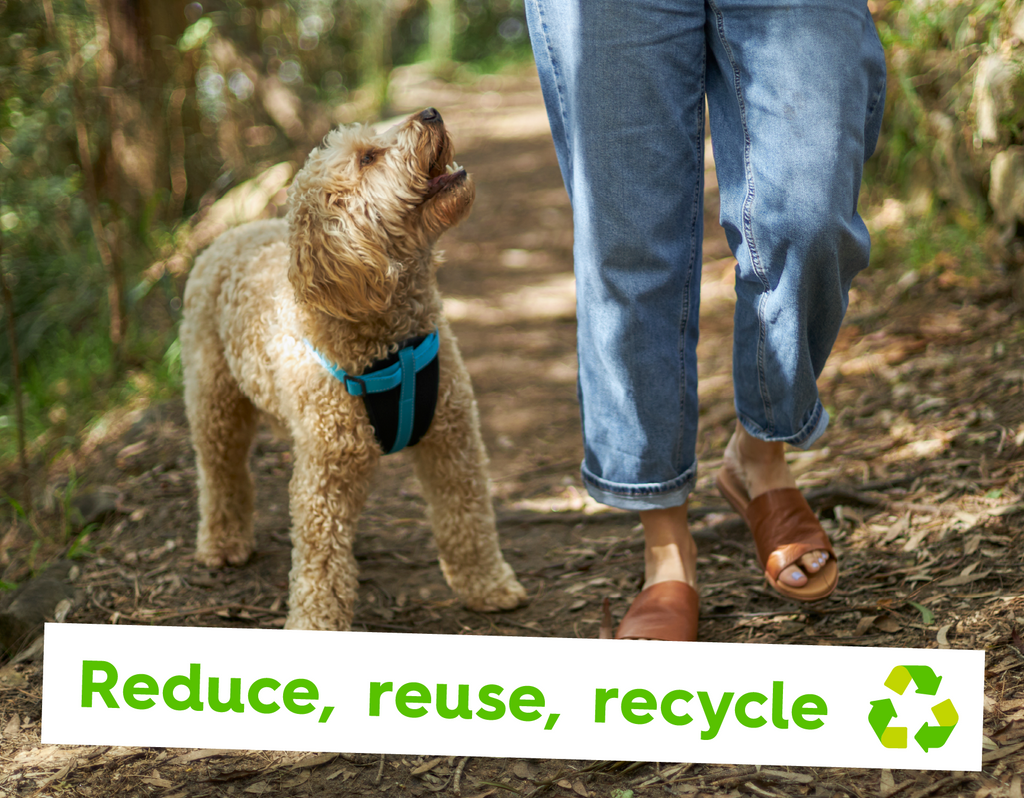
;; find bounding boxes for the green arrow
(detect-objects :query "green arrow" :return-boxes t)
[904,666,942,695]
[869,699,897,740]
[884,666,912,696]
[915,723,955,752]
[931,698,958,727]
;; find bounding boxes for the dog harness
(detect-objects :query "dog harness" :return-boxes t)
[304,330,440,455]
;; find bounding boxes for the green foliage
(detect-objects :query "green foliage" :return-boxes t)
[868,0,1022,202]
[871,206,991,278]
[68,524,98,560]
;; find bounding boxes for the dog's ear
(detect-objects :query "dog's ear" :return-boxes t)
[288,194,399,321]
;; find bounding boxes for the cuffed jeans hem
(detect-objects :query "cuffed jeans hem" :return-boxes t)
[580,461,697,512]
[737,402,830,451]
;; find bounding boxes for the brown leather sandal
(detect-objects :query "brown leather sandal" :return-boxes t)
[716,467,838,601]
[615,581,700,641]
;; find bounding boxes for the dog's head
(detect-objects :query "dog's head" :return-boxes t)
[287,108,475,321]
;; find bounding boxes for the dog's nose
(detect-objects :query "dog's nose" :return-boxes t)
[420,107,442,124]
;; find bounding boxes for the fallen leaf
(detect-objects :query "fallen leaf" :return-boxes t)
[982,740,1024,763]
[165,749,231,766]
[855,615,878,636]
[412,757,445,776]
[142,777,177,788]
[281,772,310,788]
[758,770,813,784]
[512,761,535,780]
[289,752,337,769]
[907,601,934,625]
[879,768,895,798]
[244,781,270,794]
[936,569,993,587]
[3,714,20,736]
[937,624,952,648]
[876,615,902,634]
[573,779,590,797]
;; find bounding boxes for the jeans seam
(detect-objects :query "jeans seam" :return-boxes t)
[676,46,707,470]
[533,2,573,190]
[709,0,774,434]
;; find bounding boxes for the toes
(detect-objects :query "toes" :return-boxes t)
[778,551,830,586]
[799,550,829,574]
[778,563,808,586]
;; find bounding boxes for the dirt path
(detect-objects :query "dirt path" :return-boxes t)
[2,67,1023,797]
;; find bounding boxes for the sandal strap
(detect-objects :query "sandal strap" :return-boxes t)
[615,581,700,641]
[745,488,835,582]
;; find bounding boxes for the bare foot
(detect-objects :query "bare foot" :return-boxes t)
[722,423,828,587]
[639,502,698,592]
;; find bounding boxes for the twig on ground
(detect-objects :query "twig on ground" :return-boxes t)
[453,756,468,796]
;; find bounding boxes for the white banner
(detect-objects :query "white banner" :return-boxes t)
[42,623,983,770]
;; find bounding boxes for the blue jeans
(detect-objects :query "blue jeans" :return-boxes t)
[525,0,886,511]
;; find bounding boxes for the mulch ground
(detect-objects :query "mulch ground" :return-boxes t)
[1,66,1023,798]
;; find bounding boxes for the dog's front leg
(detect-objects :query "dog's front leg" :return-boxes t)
[284,441,378,630]
[411,331,527,612]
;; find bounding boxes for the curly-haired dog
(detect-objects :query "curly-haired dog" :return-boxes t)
[181,108,527,631]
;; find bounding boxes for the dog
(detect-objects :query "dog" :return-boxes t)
[180,108,526,630]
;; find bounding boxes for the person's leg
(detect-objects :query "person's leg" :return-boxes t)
[526,0,707,630]
[526,0,706,516]
[704,0,886,587]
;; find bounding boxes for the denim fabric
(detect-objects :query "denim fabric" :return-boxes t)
[526,0,886,511]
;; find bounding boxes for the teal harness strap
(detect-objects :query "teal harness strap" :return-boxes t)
[303,329,439,454]
[394,346,416,453]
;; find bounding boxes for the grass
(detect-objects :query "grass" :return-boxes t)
[0,309,182,464]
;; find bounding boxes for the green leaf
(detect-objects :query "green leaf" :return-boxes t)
[908,601,934,625]
[986,489,1003,499]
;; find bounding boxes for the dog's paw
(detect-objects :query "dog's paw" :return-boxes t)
[460,568,527,612]
[195,538,253,568]
[284,610,352,631]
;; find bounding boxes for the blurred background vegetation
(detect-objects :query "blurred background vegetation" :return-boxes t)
[1,0,1023,493]
[0,0,531,483]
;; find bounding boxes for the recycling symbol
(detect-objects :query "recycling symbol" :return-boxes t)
[869,666,958,751]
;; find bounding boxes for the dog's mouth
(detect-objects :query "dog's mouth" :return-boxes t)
[423,131,467,202]
[424,161,467,201]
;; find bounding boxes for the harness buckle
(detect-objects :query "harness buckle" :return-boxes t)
[343,374,368,396]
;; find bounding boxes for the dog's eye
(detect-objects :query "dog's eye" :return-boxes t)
[360,150,378,167]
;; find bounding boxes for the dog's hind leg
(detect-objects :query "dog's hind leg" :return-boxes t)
[284,439,378,631]
[183,341,259,568]
[411,328,527,612]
